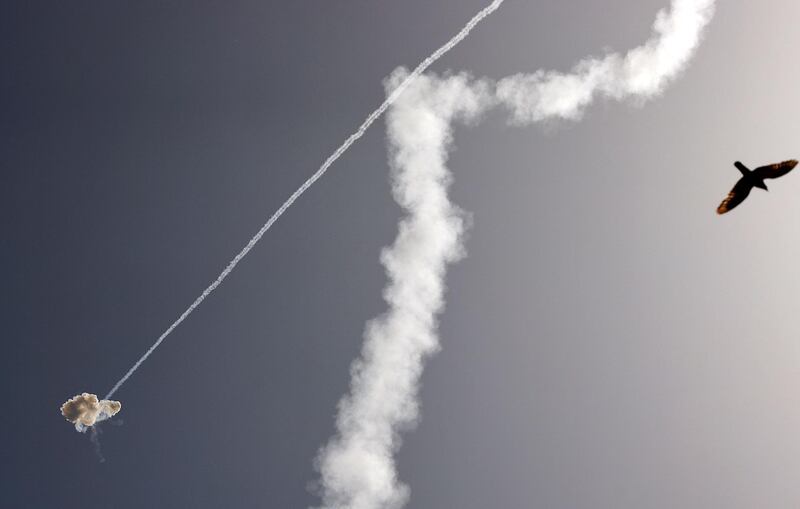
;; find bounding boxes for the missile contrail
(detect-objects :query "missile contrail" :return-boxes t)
[103,0,507,400]
[315,1,716,508]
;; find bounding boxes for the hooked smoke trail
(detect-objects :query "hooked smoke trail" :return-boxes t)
[104,0,506,400]
[314,1,716,508]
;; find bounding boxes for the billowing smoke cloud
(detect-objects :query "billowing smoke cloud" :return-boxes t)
[314,1,715,508]
[61,393,121,433]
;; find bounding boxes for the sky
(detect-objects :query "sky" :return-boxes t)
[3,1,800,508]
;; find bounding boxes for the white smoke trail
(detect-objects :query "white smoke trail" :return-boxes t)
[315,1,715,508]
[315,73,492,509]
[103,0,506,400]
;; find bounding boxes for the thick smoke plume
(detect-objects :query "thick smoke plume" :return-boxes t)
[314,1,715,508]
[315,73,490,509]
[61,393,121,433]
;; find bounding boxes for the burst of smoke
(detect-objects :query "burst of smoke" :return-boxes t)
[314,1,716,508]
[61,393,121,433]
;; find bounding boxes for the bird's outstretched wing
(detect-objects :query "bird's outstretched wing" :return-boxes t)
[753,159,798,180]
[717,178,753,214]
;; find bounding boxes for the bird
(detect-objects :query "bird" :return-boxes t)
[716,159,798,214]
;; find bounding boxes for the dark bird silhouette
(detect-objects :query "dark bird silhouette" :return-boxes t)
[716,159,798,214]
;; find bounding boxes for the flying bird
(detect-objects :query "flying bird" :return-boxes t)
[716,159,798,214]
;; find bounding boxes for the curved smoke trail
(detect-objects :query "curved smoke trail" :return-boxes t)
[104,0,506,399]
[314,1,716,508]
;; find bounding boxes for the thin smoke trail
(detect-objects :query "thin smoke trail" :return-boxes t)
[89,426,105,463]
[104,0,506,399]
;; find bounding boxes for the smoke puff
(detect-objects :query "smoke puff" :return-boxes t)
[61,393,121,432]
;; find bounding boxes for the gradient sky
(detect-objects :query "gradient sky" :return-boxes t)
[3,1,800,508]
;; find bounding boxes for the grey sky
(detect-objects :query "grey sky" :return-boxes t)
[3,1,800,508]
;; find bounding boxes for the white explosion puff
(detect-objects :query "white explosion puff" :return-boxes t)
[61,393,121,433]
